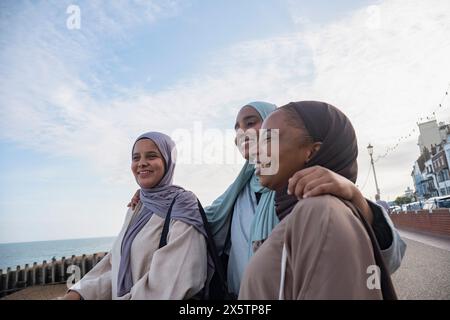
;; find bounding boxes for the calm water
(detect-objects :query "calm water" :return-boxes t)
[0,236,116,270]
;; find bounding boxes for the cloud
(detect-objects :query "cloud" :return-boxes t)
[0,0,186,178]
[0,0,315,202]
[1,0,450,211]
[299,0,450,199]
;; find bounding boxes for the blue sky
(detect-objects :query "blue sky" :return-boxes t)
[1,0,450,243]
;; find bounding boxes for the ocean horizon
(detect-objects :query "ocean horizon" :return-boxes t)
[0,236,116,270]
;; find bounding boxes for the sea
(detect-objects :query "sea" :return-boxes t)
[0,236,116,270]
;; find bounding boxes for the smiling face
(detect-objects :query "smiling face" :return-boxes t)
[234,105,263,160]
[131,138,166,189]
[257,109,321,191]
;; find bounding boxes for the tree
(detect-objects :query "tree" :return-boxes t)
[394,196,413,206]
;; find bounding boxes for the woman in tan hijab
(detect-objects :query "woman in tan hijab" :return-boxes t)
[239,101,397,300]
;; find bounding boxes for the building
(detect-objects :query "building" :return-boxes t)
[412,120,450,199]
[417,120,443,153]
[432,141,450,196]
[404,186,414,198]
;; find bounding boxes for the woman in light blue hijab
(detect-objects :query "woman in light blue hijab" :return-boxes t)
[203,101,279,296]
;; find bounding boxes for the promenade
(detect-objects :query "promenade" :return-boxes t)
[392,230,450,300]
[2,229,449,300]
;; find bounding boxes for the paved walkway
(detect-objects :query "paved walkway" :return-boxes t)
[398,229,450,252]
[3,229,450,300]
[391,229,450,300]
[2,284,67,300]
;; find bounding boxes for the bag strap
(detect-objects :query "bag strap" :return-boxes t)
[223,206,234,253]
[196,198,233,299]
[157,193,233,299]
[341,199,398,300]
[158,195,181,248]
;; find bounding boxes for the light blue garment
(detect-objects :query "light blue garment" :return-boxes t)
[228,181,257,295]
[246,101,277,119]
[368,200,407,274]
[204,101,278,251]
[248,172,277,247]
[227,172,278,295]
[205,161,255,254]
[203,101,279,295]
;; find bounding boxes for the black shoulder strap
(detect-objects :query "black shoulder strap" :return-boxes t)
[158,195,180,249]
[341,199,398,300]
[157,194,233,299]
[197,199,233,299]
[224,206,233,252]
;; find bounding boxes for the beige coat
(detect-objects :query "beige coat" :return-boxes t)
[70,202,208,299]
[239,195,383,300]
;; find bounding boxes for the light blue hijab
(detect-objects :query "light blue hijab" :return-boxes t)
[204,101,279,255]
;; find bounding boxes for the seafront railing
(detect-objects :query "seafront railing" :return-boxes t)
[0,252,108,298]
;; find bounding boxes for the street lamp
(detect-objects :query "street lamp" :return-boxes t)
[367,143,381,198]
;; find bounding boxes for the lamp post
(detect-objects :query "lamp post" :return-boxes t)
[367,143,381,198]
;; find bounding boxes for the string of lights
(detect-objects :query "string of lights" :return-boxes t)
[358,159,373,192]
[374,83,450,163]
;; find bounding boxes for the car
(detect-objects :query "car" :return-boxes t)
[403,201,423,211]
[389,205,402,213]
[423,196,450,210]
[437,196,450,208]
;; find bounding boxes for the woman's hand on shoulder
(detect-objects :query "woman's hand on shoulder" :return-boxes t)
[287,166,355,200]
[287,166,373,224]
[127,189,140,210]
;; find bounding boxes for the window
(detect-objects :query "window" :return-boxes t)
[443,169,450,181]
[439,171,448,182]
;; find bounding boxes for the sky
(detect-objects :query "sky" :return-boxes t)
[1,0,450,243]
